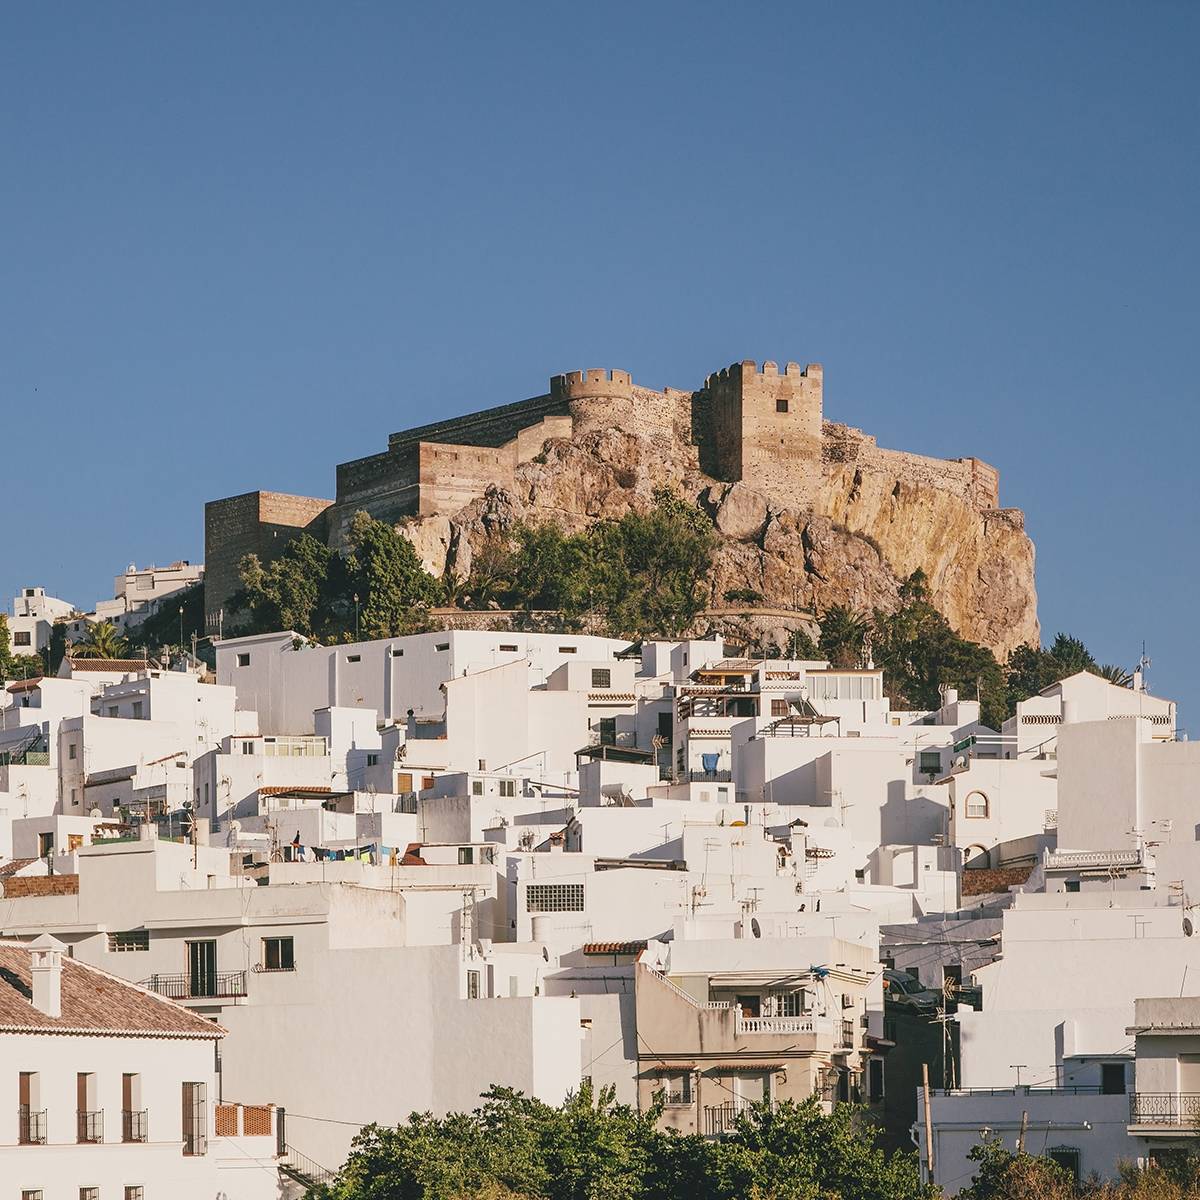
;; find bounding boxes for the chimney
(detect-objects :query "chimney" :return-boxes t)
[30,934,65,1018]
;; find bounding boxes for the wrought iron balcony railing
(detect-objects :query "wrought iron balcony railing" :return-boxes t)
[18,1106,46,1145]
[77,1109,103,1143]
[142,970,247,1000]
[122,1108,148,1142]
[1129,1092,1200,1127]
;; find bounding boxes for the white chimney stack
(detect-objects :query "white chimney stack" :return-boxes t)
[30,934,64,1019]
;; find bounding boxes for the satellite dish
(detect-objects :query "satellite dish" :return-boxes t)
[751,917,762,939]
[1185,917,1194,938]
[88,808,103,818]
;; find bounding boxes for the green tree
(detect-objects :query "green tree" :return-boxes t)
[869,572,1008,729]
[958,1137,1075,1200]
[818,605,870,669]
[344,512,443,639]
[238,533,334,638]
[70,620,131,660]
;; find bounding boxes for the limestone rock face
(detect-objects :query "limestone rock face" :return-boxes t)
[416,425,1038,659]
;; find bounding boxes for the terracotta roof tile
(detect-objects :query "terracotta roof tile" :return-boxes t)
[6,678,43,693]
[583,940,648,956]
[0,859,37,879]
[0,941,224,1039]
[66,658,147,673]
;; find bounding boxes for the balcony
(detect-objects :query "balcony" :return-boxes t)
[736,1014,818,1035]
[123,1109,148,1143]
[1129,1092,1200,1130]
[687,769,732,784]
[77,1109,104,1144]
[18,1106,46,1145]
[704,1099,773,1137]
[143,970,247,1001]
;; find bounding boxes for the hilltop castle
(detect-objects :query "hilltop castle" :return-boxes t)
[205,360,1034,654]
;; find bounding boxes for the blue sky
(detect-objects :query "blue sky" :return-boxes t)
[2,3,1197,726]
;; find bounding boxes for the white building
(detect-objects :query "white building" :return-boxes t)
[95,561,204,632]
[8,588,75,658]
[0,934,280,1200]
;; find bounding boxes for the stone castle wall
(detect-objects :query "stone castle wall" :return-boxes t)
[204,358,1017,636]
[203,491,332,632]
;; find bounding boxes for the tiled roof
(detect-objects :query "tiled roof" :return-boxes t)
[0,859,37,879]
[5,677,43,693]
[259,786,331,796]
[66,658,147,673]
[0,941,224,1039]
[583,940,648,956]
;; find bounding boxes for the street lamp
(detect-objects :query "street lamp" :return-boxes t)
[179,606,185,657]
[353,594,360,641]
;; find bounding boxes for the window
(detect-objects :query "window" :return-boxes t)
[1065,880,1081,893]
[965,791,989,818]
[467,969,481,999]
[366,753,379,767]
[558,646,577,654]
[77,1072,101,1143]
[421,775,435,791]
[37,832,54,858]
[108,930,150,952]
[1101,1063,1126,1095]
[182,1081,207,1155]
[14,630,31,646]
[591,668,611,689]
[397,772,413,793]
[499,779,516,798]
[435,642,449,652]
[68,742,77,760]
[125,1189,145,1200]
[472,780,484,796]
[1047,1147,1081,1184]
[656,1072,692,1105]
[598,717,616,746]
[106,706,118,718]
[236,653,251,667]
[123,1073,145,1143]
[347,654,361,663]
[19,1071,44,1145]
[771,699,788,717]
[526,883,584,913]
[22,1191,43,1200]
[458,848,474,865]
[776,398,789,413]
[772,989,808,1016]
[918,751,941,774]
[498,644,518,652]
[80,1191,99,1200]
[262,936,295,972]
[68,833,84,852]
[132,700,143,719]
[868,1058,885,1103]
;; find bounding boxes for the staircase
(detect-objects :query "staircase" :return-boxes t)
[279,1144,335,1192]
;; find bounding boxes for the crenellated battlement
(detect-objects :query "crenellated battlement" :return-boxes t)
[550,368,634,402]
[703,360,821,389]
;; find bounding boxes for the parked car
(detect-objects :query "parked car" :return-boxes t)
[883,969,941,1015]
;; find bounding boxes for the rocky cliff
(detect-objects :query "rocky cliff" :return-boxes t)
[398,421,1038,660]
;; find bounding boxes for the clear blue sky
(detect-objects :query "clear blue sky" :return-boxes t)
[2,3,1197,727]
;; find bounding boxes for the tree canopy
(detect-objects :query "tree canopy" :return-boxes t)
[0,614,46,682]
[315,1088,931,1200]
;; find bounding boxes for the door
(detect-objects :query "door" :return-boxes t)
[187,940,217,998]
[736,994,760,1019]
[732,1072,770,1105]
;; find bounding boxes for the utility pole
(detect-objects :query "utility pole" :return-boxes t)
[921,1062,935,1183]
[1017,1108,1029,1154]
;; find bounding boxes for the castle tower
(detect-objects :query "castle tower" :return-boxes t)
[703,360,823,496]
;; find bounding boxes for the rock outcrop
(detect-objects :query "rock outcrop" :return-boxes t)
[400,424,1038,660]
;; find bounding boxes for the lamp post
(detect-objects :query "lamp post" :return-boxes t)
[179,607,184,658]
[353,594,360,641]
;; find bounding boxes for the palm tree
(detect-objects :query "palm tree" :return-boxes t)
[1095,663,1133,687]
[71,621,132,660]
[818,605,870,669]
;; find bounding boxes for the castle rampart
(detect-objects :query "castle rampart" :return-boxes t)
[205,357,1015,632]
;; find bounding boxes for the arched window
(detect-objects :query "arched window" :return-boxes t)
[965,791,989,818]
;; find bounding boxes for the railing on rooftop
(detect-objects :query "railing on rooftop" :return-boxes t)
[0,749,50,766]
[736,1014,817,1035]
[687,770,732,783]
[142,970,247,1000]
[1129,1092,1200,1126]
[646,969,731,1010]
[931,1085,1108,1098]
[1045,849,1142,870]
